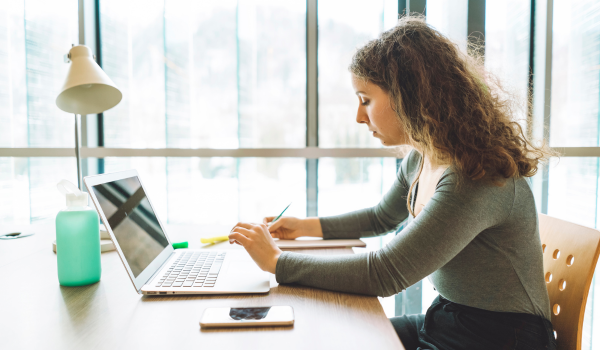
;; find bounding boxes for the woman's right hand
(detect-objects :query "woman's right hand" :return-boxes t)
[262,217,323,240]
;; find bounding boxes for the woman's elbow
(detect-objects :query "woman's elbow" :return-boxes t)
[375,284,405,298]
[368,252,409,297]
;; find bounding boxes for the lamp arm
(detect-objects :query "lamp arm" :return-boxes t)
[74,114,83,191]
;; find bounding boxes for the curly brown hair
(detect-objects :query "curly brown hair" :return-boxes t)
[349,15,553,213]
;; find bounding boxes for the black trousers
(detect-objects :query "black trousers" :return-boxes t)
[390,296,557,350]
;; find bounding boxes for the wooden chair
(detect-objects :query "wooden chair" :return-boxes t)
[539,214,600,350]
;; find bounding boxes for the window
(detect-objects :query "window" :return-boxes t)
[485,0,531,127]
[318,0,397,148]
[317,0,399,316]
[426,0,468,52]
[100,0,307,149]
[0,0,79,224]
[318,158,397,217]
[546,1,600,347]
[549,0,600,148]
[95,0,310,224]
[100,157,306,224]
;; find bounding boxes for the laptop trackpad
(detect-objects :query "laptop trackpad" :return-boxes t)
[226,256,263,275]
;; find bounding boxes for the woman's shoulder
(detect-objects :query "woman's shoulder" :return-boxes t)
[400,150,531,198]
[397,149,422,182]
[437,170,531,212]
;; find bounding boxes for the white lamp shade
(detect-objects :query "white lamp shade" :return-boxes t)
[56,45,122,115]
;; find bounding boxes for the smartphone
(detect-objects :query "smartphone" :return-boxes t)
[200,306,294,328]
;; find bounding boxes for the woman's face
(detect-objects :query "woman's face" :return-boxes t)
[351,74,410,146]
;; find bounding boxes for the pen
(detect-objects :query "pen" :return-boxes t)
[268,202,292,226]
[226,203,292,244]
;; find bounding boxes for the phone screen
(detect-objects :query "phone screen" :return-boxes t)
[200,306,294,328]
[229,307,272,320]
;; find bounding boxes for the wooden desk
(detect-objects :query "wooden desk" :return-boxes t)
[0,222,403,350]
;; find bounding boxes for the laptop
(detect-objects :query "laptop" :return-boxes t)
[84,169,270,295]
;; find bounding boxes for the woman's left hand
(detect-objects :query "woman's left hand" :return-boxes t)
[228,222,282,274]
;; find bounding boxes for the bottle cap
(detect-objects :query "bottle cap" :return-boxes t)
[57,179,88,207]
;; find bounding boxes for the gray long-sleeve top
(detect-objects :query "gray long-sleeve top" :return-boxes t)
[275,150,551,320]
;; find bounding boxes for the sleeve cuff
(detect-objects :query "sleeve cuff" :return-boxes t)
[319,216,342,240]
[275,251,290,283]
[320,217,331,240]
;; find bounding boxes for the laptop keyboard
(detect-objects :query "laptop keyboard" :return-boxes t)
[155,251,226,288]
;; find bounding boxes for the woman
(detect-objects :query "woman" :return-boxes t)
[228,16,556,350]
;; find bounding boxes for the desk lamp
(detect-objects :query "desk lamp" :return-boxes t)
[56,45,122,190]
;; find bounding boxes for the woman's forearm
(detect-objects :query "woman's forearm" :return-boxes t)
[275,250,404,297]
[301,217,323,237]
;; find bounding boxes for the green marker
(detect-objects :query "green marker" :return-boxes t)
[269,203,292,226]
[172,241,188,249]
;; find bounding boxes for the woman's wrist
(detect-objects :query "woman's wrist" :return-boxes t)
[270,250,282,274]
[302,217,323,238]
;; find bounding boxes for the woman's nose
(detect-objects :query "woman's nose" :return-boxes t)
[356,107,369,124]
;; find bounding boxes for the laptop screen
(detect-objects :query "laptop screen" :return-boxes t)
[91,176,169,277]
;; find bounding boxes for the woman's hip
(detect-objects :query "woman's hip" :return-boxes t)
[389,295,557,350]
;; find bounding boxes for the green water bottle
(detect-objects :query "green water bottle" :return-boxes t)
[56,180,101,286]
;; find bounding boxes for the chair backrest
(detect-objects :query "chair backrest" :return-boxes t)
[539,214,600,350]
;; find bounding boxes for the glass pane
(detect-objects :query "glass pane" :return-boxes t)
[318,157,397,217]
[547,157,600,349]
[29,158,78,221]
[100,0,166,148]
[0,1,78,226]
[235,1,307,148]
[237,158,306,221]
[549,1,600,147]
[547,157,597,228]
[0,0,78,148]
[100,0,306,149]
[98,157,307,225]
[318,0,398,148]
[166,157,238,224]
[587,272,600,350]
[0,158,31,226]
[0,157,78,225]
[318,156,398,251]
[422,278,439,313]
[166,157,306,224]
[426,0,468,52]
[164,1,237,149]
[319,156,397,316]
[0,1,27,148]
[485,0,530,128]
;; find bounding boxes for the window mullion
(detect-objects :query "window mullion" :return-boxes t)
[531,0,554,214]
[394,0,428,318]
[467,0,485,56]
[306,0,318,217]
[77,0,103,177]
